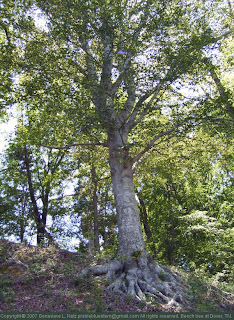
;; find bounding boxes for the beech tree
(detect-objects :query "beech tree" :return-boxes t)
[3,0,233,303]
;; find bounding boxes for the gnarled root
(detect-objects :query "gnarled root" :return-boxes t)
[81,252,189,309]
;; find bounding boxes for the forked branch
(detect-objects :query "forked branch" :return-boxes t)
[132,116,202,164]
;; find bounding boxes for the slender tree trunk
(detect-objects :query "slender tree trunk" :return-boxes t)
[20,192,26,243]
[37,225,45,245]
[41,184,50,245]
[88,223,94,254]
[138,193,157,258]
[20,219,24,243]
[108,132,145,258]
[23,147,44,245]
[166,181,175,265]
[91,165,100,253]
[168,215,175,265]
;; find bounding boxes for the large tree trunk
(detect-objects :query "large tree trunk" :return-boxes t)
[108,131,145,258]
[82,131,189,308]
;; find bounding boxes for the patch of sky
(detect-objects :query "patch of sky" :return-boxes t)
[28,5,49,32]
[0,107,17,155]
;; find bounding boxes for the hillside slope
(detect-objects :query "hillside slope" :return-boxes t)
[0,239,233,312]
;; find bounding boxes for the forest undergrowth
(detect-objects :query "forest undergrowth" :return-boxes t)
[0,239,233,313]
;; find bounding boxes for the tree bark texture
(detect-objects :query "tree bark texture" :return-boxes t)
[108,131,145,258]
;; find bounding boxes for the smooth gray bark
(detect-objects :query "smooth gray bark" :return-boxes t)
[108,131,145,258]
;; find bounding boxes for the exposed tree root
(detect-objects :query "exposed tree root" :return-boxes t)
[81,252,189,309]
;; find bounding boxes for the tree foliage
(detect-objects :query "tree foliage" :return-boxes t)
[0,0,233,301]
[134,128,234,282]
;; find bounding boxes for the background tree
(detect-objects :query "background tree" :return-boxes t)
[134,128,234,283]
[0,119,76,246]
[73,148,117,254]
[0,151,30,242]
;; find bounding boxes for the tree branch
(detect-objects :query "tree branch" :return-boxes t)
[39,142,107,150]
[49,150,66,175]
[214,29,234,42]
[132,126,177,164]
[111,55,132,95]
[50,192,80,201]
[126,81,163,129]
[209,69,234,119]
[0,23,11,44]
[132,115,204,165]
[83,39,99,87]
[128,83,163,129]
